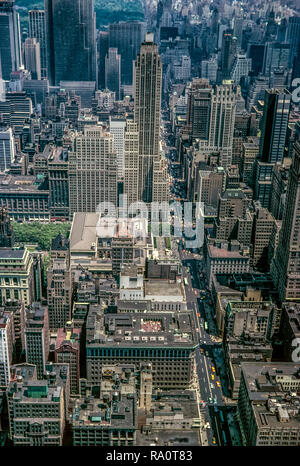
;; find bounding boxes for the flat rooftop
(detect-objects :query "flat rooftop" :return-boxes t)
[86,311,197,348]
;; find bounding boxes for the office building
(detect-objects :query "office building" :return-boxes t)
[251,207,276,269]
[28,9,47,78]
[109,116,126,179]
[271,131,300,302]
[263,42,290,76]
[45,0,97,86]
[7,363,66,446]
[47,146,69,220]
[186,79,212,140]
[237,363,300,446]
[0,0,22,80]
[220,29,237,80]
[259,89,291,164]
[108,21,145,86]
[134,33,162,203]
[208,83,236,169]
[55,321,80,395]
[86,308,197,389]
[0,248,35,306]
[25,303,49,379]
[286,16,300,67]
[0,128,15,172]
[97,30,109,90]
[0,309,14,387]
[73,364,139,445]
[0,207,14,247]
[280,303,300,361]
[105,48,121,100]
[201,55,218,83]
[123,120,140,205]
[69,126,118,214]
[24,37,41,80]
[47,234,72,331]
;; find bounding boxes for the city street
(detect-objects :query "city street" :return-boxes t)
[161,113,232,445]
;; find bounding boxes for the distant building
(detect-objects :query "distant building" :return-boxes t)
[28,9,47,78]
[24,37,41,80]
[0,0,22,80]
[45,0,97,86]
[105,48,121,100]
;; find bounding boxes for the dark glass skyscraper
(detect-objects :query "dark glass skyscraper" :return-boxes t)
[0,0,22,80]
[259,88,291,164]
[108,21,146,86]
[45,0,97,86]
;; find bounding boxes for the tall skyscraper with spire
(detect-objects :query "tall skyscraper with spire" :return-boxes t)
[133,33,167,203]
[45,0,97,86]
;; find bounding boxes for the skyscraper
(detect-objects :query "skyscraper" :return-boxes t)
[69,126,118,214]
[286,16,300,67]
[134,33,162,203]
[208,82,236,168]
[45,0,97,86]
[105,48,121,100]
[186,78,212,140]
[28,9,47,78]
[0,0,22,80]
[259,89,291,164]
[24,38,41,80]
[25,303,50,379]
[0,127,15,172]
[271,124,300,303]
[108,21,146,86]
[97,30,109,89]
[110,116,126,179]
[220,29,237,80]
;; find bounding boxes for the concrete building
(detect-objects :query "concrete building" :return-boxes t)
[0,174,49,222]
[237,363,300,446]
[28,9,47,78]
[24,38,41,80]
[134,33,163,203]
[69,126,118,215]
[73,365,138,446]
[0,248,35,306]
[0,309,14,387]
[109,116,126,179]
[105,48,121,100]
[7,363,66,446]
[280,303,300,361]
[206,241,250,287]
[55,321,80,395]
[0,128,15,173]
[47,234,72,331]
[85,308,197,389]
[271,130,300,302]
[251,207,276,269]
[25,303,49,379]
